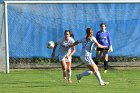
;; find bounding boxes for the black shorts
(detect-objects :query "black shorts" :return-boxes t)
[97,47,109,51]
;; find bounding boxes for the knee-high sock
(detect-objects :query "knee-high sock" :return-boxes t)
[94,69,104,84]
[80,70,93,78]
[67,71,71,80]
[104,61,108,70]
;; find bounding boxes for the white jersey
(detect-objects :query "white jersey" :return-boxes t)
[57,37,75,57]
[78,36,97,57]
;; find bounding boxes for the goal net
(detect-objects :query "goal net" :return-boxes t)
[0,3,7,72]
[1,1,140,72]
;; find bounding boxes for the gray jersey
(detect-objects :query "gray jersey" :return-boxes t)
[78,36,97,57]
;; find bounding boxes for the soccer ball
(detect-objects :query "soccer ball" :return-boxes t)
[47,41,55,49]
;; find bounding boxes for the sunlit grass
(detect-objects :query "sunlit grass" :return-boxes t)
[0,68,139,93]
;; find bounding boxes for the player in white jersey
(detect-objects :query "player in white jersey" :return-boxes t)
[52,30,76,83]
[68,28,109,86]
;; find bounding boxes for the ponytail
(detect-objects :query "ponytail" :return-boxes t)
[86,28,93,41]
[69,31,74,38]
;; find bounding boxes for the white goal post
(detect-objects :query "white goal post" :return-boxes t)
[4,0,140,73]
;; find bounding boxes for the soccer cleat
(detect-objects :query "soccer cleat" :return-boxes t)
[104,70,107,73]
[76,74,81,83]
[68,80,72,83]
[100,82,109,86]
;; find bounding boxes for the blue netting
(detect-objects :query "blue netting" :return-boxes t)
[7,3,140,58]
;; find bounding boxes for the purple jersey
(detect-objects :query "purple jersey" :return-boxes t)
[96,31,112,46]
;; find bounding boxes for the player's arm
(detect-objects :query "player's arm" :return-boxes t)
[68,40,80,48]
[51,43,58,58]
[107,32,112,46]
[107,32,113,52]
[66,39,76,59]
[52,39,62,58]
[68,46,76,57]
[92,37,107,48]
[95,41,107,49]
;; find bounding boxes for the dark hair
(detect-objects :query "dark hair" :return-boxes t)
[64,30,74,38]
[86,28,93,40]
[69,31,74,38]
[100,23,107,27]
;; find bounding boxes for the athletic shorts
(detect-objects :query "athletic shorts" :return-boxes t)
[59,56,72,62]
[80,56,93,65]
[97,47,109,51]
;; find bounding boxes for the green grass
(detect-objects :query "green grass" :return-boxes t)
[0,68,140,93]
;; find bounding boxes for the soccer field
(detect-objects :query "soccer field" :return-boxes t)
[0,68,139,93]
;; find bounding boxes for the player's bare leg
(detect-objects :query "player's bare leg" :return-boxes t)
[95,51,102,65]
[61,60,67,79]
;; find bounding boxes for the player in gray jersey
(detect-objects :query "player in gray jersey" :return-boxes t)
[52,30,76,83]
[68,28,109,86]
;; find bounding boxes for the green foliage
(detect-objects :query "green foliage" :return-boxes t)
[109,56,140,62]
[9,56,140,64]
[9,57,59,63]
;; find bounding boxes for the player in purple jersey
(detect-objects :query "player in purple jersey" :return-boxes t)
[95,23,113,73]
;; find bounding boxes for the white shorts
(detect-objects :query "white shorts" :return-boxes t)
[59,56,72,62]
[80,56,93,65]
